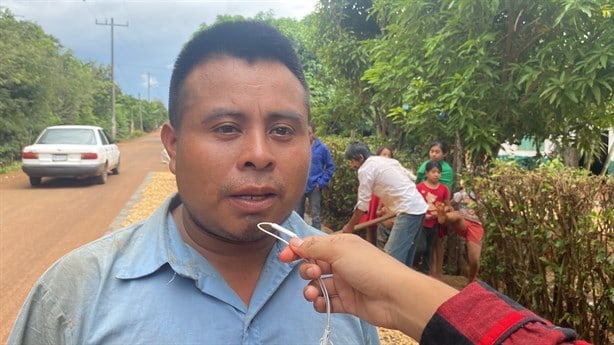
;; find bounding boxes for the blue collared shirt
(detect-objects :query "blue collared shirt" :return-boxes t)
[8,194,379,345]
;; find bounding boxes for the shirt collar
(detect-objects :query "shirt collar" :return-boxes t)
[114,194,319,281]
[115,194,181,280]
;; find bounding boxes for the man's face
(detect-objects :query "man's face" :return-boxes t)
[349,158,363,169]
[162,56,310,242]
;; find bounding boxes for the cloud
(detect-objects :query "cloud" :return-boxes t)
[140,73,159,88]
[3,0,318,105]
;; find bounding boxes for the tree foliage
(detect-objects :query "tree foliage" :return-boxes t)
[308,0,614,168]
[0,10,167,166]
[307,0,396,138]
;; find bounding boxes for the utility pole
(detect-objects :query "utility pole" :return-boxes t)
[138,93,144,132]
[96,17,128,141]
[147,72,151,102]
[130,104,134,134]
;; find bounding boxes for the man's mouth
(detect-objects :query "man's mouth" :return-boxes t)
[225,183,283,213]
[228,192,277,213]
[235,194,273,201]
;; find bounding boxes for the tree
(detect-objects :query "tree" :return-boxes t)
[363,0,613,167]
[309,0,395,137]
[0,11,63,163]
[0,10,168,165]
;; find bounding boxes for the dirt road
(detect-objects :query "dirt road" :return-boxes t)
[0,130,170,342]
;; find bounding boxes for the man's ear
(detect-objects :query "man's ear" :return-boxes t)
[161,123,178,175]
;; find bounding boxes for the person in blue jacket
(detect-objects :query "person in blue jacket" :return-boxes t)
[295,124,335,229]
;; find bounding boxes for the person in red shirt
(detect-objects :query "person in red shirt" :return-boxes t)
[279,234,591,345]
[415,160,451,275]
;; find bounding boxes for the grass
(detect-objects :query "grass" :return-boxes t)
[0,162,21,175]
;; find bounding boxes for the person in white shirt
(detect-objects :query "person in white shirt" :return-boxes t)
[342,142,428,267]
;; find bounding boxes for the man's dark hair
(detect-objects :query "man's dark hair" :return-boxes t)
[345,142,372,161]
[168,21,310,128]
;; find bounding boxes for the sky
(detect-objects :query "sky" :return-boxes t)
[2,0,318,106]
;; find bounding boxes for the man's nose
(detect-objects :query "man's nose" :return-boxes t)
[239,131,274,170]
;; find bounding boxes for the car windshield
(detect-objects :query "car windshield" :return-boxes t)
[37,128,96,145]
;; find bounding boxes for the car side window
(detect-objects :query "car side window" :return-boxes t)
[85,130,96,145]
[98,130,110,145]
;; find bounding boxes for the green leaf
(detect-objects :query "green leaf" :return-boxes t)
[591,85,601,104]
[565,90,579,103]
[599,55,607,69]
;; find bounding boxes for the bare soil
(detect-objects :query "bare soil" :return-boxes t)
[0,130,168,343]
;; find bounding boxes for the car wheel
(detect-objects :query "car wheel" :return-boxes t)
[29,176,42,187]
[95,165,108,185]
[111,160,120,175]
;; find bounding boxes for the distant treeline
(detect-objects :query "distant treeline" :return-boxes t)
[0,11,168,166]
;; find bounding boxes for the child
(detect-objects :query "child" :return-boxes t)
[416,141,454,279]
[415,160,451,275]
[435,190,484,282]
[416,141,453,192]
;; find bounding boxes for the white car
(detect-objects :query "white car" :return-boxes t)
[21,125,121,186]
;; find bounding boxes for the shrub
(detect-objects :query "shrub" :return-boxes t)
[472,160,613,343]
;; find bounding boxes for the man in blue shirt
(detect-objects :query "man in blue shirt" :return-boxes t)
[8,21,379,345]
[295,124,335,229]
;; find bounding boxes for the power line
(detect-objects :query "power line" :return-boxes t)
[96,17,128,141]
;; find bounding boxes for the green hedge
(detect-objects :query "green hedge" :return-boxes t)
[318,140,613,341]
[472,160,613,343]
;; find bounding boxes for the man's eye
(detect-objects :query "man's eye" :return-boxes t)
[270,126,295,137]
[214,124,240,134]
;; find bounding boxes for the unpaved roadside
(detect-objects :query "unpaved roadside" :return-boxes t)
[0,130,168,343]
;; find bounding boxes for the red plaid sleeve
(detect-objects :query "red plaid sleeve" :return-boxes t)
[420,281,592,345]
